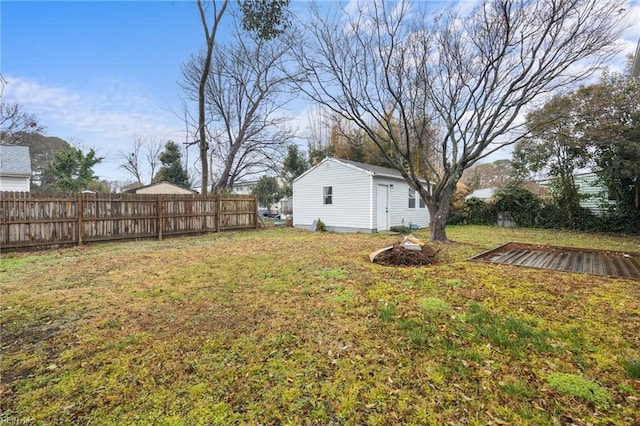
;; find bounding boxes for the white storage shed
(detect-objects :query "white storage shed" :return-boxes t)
[0,145,31,192]
[293,158,430,233]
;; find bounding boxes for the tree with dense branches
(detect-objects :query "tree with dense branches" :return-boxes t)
[292,0,627,241]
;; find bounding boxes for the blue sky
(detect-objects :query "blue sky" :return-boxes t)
[2,0,640,185]
[2,0,244,183]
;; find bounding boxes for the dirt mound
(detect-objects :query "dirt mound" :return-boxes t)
[373,243,439,267]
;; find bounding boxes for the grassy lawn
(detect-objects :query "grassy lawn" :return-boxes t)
[1,226,639,425]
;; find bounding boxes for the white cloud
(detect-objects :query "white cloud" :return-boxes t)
[2,76,181,141]
[2,75,185,181]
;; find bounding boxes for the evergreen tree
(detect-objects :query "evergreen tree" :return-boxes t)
[253,175,282,210]
[281,144,307,197]
[42,147,103,193]
[153,141,191,188]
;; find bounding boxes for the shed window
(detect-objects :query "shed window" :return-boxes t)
[408,188,416,209]
[323,186,333,205]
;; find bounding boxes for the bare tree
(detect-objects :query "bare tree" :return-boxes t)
[189,0,290,195]
[0,74,45,143]
[119,135,145,184]
[119,135,165,185]
[192,0,229,195]
[462,160,514,192]
[305,105,333,165]
[293,0,627,241]
[145,140,163,183]
[182,16,296,191]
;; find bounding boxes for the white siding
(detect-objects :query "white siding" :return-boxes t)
[293,160,372,232]
[372,178,429,230]
[293,158,431,233]
[574,173,611,213]
[540,172,612,214]
[0,176,30,192]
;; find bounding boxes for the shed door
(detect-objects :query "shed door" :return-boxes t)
[376,184,389,231]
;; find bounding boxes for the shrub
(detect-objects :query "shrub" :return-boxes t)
[448,197,496,225]
[597,199,640,234]
[494,184,542,227]
[390,225,411,233]
[538,202,598,231]
[316,218,326,232]
[466,198,497,225]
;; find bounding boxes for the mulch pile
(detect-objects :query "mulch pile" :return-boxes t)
[373,243,439,267]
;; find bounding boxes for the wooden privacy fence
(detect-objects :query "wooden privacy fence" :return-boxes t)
[0,192,257,251]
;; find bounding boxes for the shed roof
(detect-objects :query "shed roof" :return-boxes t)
[466,187,496,201]
[296,157,406,182]
[0,145,31,176]
[123,181,196,194]
[337,158,405,179]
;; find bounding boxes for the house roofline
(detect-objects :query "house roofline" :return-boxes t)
[294,157,427,184]
[0,172,31,178]
[123,180,196,193]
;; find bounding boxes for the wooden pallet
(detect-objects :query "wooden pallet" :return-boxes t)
[471,243,640,280]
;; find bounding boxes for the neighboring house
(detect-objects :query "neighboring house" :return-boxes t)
[539,172,611,214]
[123,181,196,195]
[293,157,430,233]
[232,179,289,218]
[230,181,257,195]
[0,145,31,192]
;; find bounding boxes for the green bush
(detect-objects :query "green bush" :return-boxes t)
[466,198,497,225]
[597,198,640,234]
[538,203,598,231]
[316,218,326,232]
[449,182,638,235]
[448,197,496,225]
[494,184,542,227]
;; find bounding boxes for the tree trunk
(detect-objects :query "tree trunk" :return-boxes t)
[424,183,456,243]
[196,0,228,195]
[427,201,453,243]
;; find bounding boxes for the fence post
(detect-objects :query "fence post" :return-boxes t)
[77,192,84,246]
[255,198,259,229]
[216,195,221,232]
[157,195,163,241]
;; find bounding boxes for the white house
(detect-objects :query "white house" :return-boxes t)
[539,172,613,214]
[230,181,257,195]
[293,158,430,233]
[0,145,31,192]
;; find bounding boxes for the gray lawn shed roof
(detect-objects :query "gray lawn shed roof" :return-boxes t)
[337,158,405,179]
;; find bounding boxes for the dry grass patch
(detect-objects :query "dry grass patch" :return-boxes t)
[1,226,639,425]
